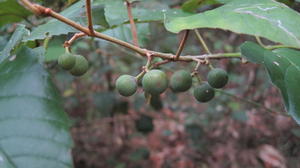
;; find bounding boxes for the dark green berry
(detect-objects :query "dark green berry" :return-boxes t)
[69,55,89,76]
[116,75,137,97]
[193,82,215,103]
[135,114,154,134]
[58,53,76,70]
[170,70,192,92]
[142,70,168,95]
[207,68,228,88]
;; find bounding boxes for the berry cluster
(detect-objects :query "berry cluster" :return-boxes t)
[58,52,89,76]
[116,68,229,103]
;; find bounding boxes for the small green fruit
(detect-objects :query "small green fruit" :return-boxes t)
[142,70,168,95]
[170,70,192,92]
[193,82,215,103]
[116,75,137,97]
[70,55,89,76]
[207,68,228,88]
[58,53,76,70]
[135,114,154,134]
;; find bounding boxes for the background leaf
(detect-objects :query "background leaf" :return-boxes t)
[0,47,74,168]
[166,0,300,48]
[0,24,30,63]
[241,42,300,124]
[0,149,15,168]
[23,1,86,42]
[0,0,31,27]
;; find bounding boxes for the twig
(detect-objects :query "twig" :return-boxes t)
[194,29,211,54]
[85,0,94,35]
[255,36,265,47]
[152,60,171,68]
[20,0,291,63]
[125,0,139,47]
[194,29,214,69]
[175,30,190,60]
[64,32,86,48]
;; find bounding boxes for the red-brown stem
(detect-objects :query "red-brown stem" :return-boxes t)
[125,0,139,47]
[19,0,242,62]
[152,60,170,68]
[64,32,86,48]
[85,0,94,35]
[175,30,190,60]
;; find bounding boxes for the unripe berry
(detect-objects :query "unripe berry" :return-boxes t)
[207,68,228,88]
[70,55,89,76]
[193,82,215,103]
[58,53,76,70]
[142,70,168,95]
[116,75,137,97]
[170,70,192,92]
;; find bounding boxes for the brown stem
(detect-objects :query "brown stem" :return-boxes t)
[86,0,95,35]
[19,0,241,62]
[152,60,171,68]
[64,32,86,48]
[175,30,190,60]
[125,0,139,47]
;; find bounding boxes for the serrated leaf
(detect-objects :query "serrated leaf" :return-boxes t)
[165,0,300,48]
[0,24,30,63]
[23,1,86,42]
[0,0,31,26]
[0,47,74,168]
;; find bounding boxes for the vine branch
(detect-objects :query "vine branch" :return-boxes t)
[86,0,95,35]
[19,0,291,64]
[125,0,139,47]
[175,30,190,60]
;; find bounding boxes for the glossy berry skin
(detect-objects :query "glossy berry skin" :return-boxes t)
[193,82,215,103]
[70,55,89,76]
[58,53,76,70]
[142,70,168,95]
[170,70,192,92]
[115,75,137,97]
[207,68,228,88]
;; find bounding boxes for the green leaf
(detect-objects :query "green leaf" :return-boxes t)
[182,0,204,13]
[240,41,265,64]
[165,0,300,48]
[0,0,31,26]
[0,47,74,168]
[240,42,300,124]
[0,148,15,168]
[0,24,30,63]
[23,1,86,42]
[101,23,150,47]
[104,0,190,27]
[45,37,65,62]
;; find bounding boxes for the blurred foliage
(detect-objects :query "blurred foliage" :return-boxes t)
[1,0,300,168]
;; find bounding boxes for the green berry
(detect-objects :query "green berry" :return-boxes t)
[193,82,215,103]
[142,70,168,95]
[116,75,137,97]
[69,55,89,76]
[170,70,192,92]
[207,68,229,88]
[58,53,76,70]
[135,114,154,134]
